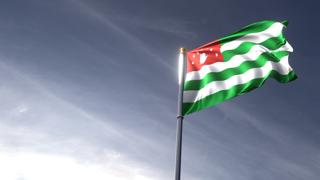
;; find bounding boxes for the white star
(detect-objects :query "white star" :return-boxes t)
[200,53,208,64]
[210,48,213,51]
[215,53,218,57]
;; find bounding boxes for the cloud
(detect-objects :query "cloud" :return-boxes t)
[109,14,198,39]
[70,0,173,71]
[267,157,318,179]
[0,60,170,179]
[0,148,157,180]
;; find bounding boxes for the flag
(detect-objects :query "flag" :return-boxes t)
[182,20,297,115]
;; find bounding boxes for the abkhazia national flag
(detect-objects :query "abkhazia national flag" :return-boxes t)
[182,20,297,115]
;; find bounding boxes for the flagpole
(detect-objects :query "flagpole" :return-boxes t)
[175,47,187,180]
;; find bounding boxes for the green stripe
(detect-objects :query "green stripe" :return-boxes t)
[218,21,275,45]
[222,34,287,61]
[182,71,297,115]
[198,21,276,49]
[184,51,289,91]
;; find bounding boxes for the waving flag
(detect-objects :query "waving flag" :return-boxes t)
[182,20,297,115]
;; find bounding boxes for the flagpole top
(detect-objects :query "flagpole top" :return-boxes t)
[179,47,186,54]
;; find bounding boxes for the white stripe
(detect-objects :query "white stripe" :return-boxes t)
[220,22,284,52]
[183,56,292,103]
[185,42,292,81]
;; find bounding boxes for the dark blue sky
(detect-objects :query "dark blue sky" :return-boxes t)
[0,0,319,179]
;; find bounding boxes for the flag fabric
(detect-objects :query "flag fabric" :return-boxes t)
[182,20,297,115]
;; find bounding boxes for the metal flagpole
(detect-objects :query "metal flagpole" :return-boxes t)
[175,47,187,180]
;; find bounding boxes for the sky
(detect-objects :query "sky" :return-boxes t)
[0,0,319,179]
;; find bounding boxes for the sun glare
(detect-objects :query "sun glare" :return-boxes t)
[0,151,155,180]
[178,53,184,85]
